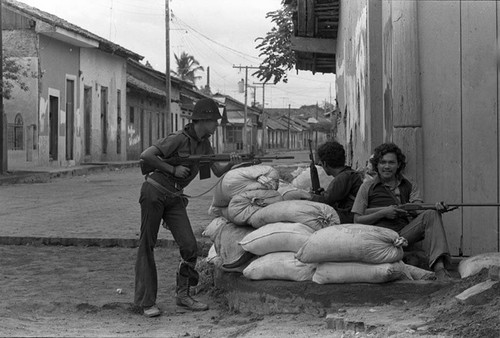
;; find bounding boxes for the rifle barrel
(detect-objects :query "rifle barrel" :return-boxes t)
[448,203,500,207]
[257,156,295,160]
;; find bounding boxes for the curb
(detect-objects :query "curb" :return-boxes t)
[0,236,212,256]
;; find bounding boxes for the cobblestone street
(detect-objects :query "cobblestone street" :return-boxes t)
[1,166,219,242]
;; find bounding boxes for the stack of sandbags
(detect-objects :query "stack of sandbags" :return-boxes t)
[239,222,317,281]
[205,165,319,274]
[203,165,345,279]
[208,165,280,217]
[295,224,415,284]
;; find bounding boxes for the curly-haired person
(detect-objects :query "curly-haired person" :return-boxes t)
[351,142,453,280]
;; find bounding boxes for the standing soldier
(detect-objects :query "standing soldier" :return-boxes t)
[134,98,241,317]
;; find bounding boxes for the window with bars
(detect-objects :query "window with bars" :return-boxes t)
[8,113,24,150]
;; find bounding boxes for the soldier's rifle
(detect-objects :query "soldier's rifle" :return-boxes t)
[308,139,322,195]
[140,153,295,179]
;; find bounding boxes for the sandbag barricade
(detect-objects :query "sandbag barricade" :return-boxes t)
[227,190,283,226]
[210,165,279,211]
[243,252,316,281]
[312,261,410,284]
[239,222,314,255]
[296,223,406,264]
[248,200,340,231]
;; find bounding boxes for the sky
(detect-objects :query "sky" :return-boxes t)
[18,0,336,109]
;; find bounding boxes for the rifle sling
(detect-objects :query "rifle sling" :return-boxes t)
[145,173,226,199]
[145,176,183,197]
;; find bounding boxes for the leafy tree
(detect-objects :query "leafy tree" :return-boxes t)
[253,1,296,84]
[173,51,204,85]
[2,56,30,100]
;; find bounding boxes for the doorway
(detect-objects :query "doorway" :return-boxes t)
[100,87,108,154]
[65,79,75,160]
[49,95,58,161]
[84,86,92,156]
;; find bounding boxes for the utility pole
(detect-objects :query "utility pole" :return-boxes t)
[0,0,6,174]
[253,82,274,154]
[287,104,291,149]
[315,102,319,148]
[165,0,171,135]
[233,65,258,153]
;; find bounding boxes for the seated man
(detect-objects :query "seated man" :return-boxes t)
[310,141,363,223]
[351,142,453,280]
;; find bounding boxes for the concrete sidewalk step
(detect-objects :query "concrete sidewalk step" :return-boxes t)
[0,162,140,185]
[0,235,212,256]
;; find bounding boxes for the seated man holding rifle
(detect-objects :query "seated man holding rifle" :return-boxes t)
[351,142,453,281]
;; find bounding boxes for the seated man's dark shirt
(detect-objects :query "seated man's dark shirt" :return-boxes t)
[312,166,363,223]
[351,175,423,232]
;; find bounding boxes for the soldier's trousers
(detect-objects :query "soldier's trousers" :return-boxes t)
[134,181,199,308]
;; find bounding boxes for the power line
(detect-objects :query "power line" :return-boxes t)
[172,14,261,62]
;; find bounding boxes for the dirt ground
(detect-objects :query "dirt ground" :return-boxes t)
[1,244,499,338]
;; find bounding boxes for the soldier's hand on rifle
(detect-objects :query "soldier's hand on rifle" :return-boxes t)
[173,165,190,179]
[229,152,242,165]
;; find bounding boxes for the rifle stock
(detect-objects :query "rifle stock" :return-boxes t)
[140,153,295,179]
[308,139,322,194]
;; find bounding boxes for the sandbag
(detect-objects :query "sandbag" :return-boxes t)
[249,200,340,231]
[202,217,230,242]
[278,180,311,200]
[291,165,333,191]
[312,261,410,284]
[458,252,500,278]
[227,190,283,226]
[213,221,255,268]
[243,252,316,281]
[239,222,314,255]
[296,223,406,264]
[210,165,280,208]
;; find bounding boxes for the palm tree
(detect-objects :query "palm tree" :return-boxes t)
[173,52,204,85]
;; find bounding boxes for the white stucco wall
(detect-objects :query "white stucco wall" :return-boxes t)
[335,0,370,169]
[80,49,127,162]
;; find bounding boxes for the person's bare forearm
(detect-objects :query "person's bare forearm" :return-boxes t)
[140,147,175,175]
[354,211,384,225]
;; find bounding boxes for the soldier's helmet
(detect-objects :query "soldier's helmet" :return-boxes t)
[191,98,222,120]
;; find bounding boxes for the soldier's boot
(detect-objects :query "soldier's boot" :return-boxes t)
[175,276,208,311]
